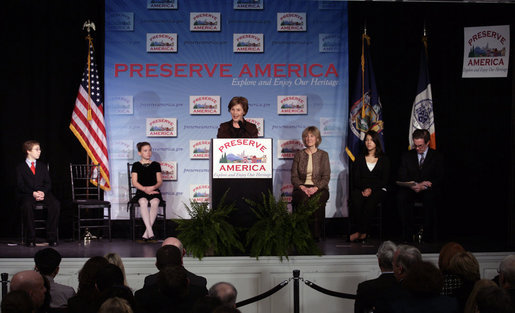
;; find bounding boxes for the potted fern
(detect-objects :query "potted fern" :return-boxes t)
[176,190,244,260]
[245,191,321,260]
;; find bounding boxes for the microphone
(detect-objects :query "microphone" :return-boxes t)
[238,120,244,128]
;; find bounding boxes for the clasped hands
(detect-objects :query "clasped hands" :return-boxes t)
[141,186,160,195]
[412,181,432,193]
[300,185,318,197]
[33,191,45,201]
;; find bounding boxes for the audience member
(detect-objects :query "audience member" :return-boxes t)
[213,306,241,313]
[34,247,76,309]
[354,240,398,313]
[97,285,135,312]
[9,270,47,312]
[96,263,125,293]
[208,282,238,308]
[437,242,466,296]
[497,254,515,308]
[98,297,134,313]
[464,279,498,313]
[143,237,207,292]
[387,261,459,313]
[475,285,513,313]
[67,256,109,313]
[447,251,480,311]
[190,296,222,313]
[392,244,422,282]
[105,252,129,286]
[1,290,34,313]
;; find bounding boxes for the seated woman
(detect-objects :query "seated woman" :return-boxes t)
[291,126,330,241]
[131,142,163,241]
[217,96,258,138]
[349,130,389,243]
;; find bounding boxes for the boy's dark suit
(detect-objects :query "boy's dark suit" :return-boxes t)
[16,160,60,244]
[397,148,443,242]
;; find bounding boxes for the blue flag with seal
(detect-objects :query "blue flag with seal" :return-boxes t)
[346,33,384,162]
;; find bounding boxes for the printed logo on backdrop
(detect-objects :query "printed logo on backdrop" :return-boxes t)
[319,34,341,53]
[245,118,264,137]
[189,96,221,114]
[320,117,344,136]
[462,25,510,78]
[280,184,293,203]
[213,138,272,178]
[107,12,134,31]
[190,140,211,159]
[278,139,304,159]
[233,0,263,10]
[146,33,177,52]
[190,13,221,32]
[147,0,177,9]
[106,96,133,115]
[277,95,308,114]
[146,118,177,137]
[111,140,134,159]
[160,161,177,180]
[277,13,306,32]
[233,34,264,53]
[190,184,209,203]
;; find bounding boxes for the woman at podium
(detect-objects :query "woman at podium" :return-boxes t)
[291,126,330,241]
[217,96,258,138]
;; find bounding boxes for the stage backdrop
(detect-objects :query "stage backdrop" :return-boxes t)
[104,0,349,220]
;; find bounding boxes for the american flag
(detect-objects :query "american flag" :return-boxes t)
[69,37,111,190]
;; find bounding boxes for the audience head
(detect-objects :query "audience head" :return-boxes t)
[1,290,34,313]
[98,285,135,313]
[156,245,182,270]
[464,279,498,313]
[191,296,223,313]
[158,265,189,298]
[98,297,134,313]
[475,285,513,313]
[9,270,47,310]
[34,247,62,277]
[448,251,480,282]
[77,256,110,294]
[105,252,128,286]
[364,130,384,157]
[162,236,186,257]
[498,254,515,288]
[393,245,422,281]
[376,240,397,272]
[227,97,249,116]
[209,282,238,308]
[301,126,322,148]
[402,261,443,296]
[438,242,465,274]
[213,306,242,313]
[96,263,125,292]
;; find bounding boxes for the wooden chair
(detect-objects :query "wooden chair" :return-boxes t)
[70,163,111,241]
[126,162,167,240]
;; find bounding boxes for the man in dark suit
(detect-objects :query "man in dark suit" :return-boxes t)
[16,140,60,247]
[143,237,208,293]
[355,240,398,313]
[397,129,443,242]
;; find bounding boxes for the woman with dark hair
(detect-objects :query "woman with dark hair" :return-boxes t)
[217,96,258,138]
[291,126,330,241]
[68,256,110,313]
[349,130,390,243]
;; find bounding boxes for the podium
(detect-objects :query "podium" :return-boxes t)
[210,138,273,229]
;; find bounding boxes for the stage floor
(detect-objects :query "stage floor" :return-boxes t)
[0,235,510,259]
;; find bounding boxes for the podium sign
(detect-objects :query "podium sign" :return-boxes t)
[212,138,273,179]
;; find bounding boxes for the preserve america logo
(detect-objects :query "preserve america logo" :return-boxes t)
[111,140,133,160]
[319,33,341,53]
[277,139,304,159]
[189,96,220,114]
[106,95,133,115]
[160,161,177,180]
[245,118,264,137]
[277,13,306,32]
[189,140,210,159]
[107,12,134,31]
[213,139,272,178]
[146,33,177,52]
[190,184,209,203]
[233,0,263,10]
[277,95,307,114]
[233,34,264,53]
[147,0,177,9]
[146,118,177,137]
[190,12,221,31]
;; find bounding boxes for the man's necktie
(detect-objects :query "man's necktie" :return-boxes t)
[30,162,36,175]
[419,155,425,169]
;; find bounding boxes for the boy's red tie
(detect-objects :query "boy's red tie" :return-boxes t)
[31,162,35,175]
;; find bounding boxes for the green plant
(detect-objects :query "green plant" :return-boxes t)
[245,191,321,260]
[176,190,244,260]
